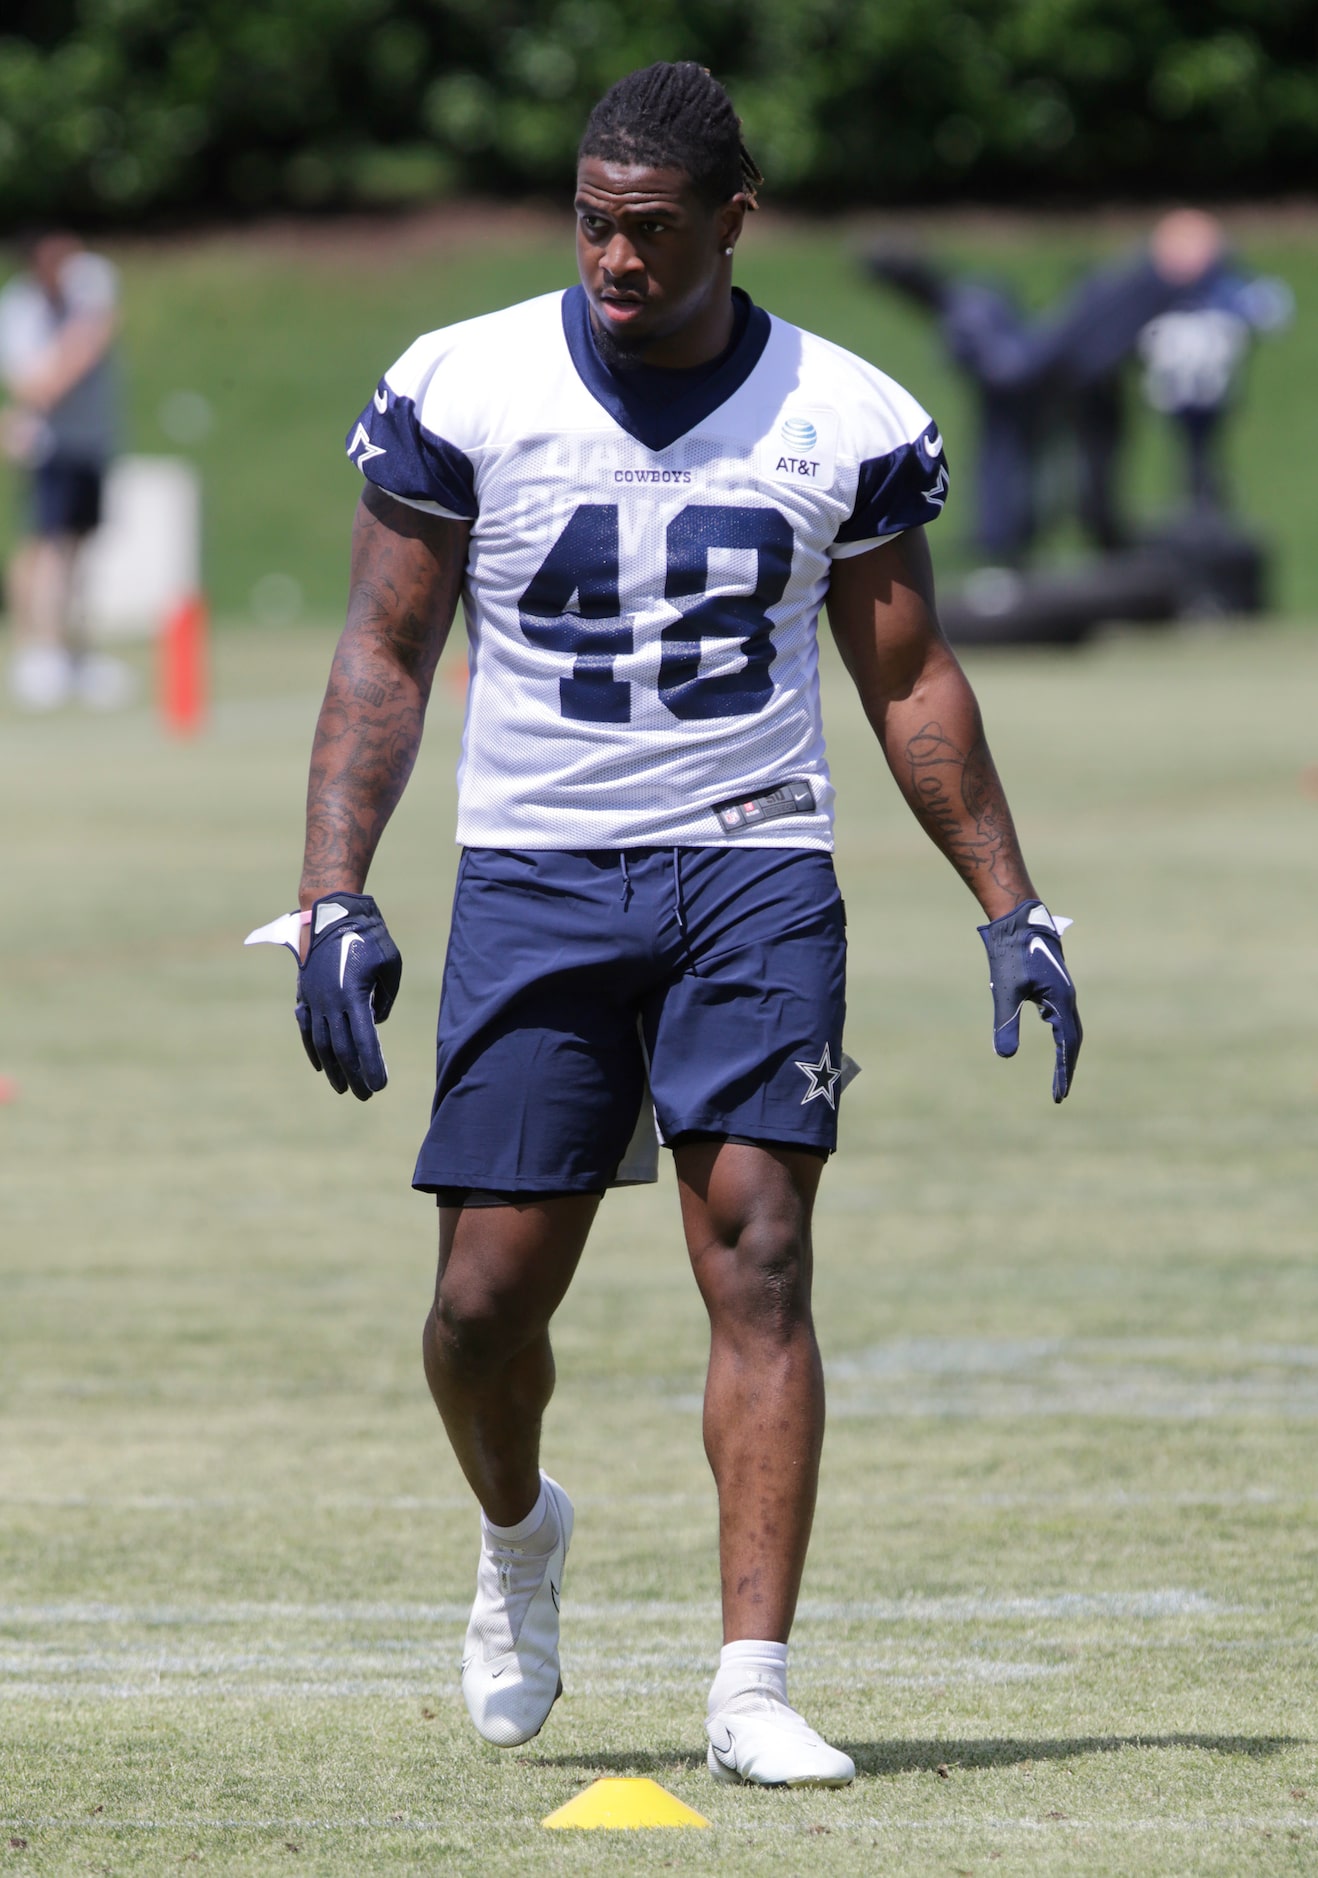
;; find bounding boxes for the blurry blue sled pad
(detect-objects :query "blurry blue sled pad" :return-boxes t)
[244,910,859,1192]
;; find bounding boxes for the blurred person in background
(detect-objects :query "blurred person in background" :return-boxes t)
[867,211,1290,565]
[0,229,133,710]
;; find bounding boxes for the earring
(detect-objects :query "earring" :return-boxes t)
[724,246,734,256]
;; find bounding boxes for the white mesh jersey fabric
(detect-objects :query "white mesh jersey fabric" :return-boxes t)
[351,291,944,851]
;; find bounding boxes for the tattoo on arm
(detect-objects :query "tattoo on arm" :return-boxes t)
[300,494,468,903]
[904,719,1026,901]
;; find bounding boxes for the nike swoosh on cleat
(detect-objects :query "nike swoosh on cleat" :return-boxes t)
[489,1666,508,1680]
[707,1723,734,1758]
[550,1580,560,1612]
[1028,935,1072,986]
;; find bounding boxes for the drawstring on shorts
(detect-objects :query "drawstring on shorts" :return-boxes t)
[671,848,687,944]
[671,848,698,973]
[616,849,696,970]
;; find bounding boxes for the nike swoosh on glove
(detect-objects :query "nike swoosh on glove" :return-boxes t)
[295,893,402,1100]
[977,900,1082,1103]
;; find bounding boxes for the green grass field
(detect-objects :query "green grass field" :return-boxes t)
[2,611,1316,1874]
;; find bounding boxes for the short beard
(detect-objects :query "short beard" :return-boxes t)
[589,310,649,373]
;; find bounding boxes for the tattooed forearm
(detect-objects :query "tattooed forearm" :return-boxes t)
[298,491,469,903]
[300,636,424,896]
[826,527,1037,919]
[903,719,1031,903]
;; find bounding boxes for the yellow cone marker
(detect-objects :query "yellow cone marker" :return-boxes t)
[542,1777,710,1830]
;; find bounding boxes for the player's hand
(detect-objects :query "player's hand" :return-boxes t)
[977,900,1081,1103]
[295,893,402,1100]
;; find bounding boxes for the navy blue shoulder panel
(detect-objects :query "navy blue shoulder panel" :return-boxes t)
[562,285,772,453]
[345,383,478,518]
[835,421,949,544]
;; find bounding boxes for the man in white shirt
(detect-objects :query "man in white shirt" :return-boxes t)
[0,230,129,709]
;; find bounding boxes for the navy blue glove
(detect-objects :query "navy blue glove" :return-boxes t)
[295,893,402,1100]
[977,899,1082,1103]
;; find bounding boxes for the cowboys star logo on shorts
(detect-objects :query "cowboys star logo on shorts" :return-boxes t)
[795,1043,841,1109]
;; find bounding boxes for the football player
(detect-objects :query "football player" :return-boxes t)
[261,61,1081,1788]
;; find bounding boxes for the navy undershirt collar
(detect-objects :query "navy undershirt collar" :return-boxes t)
[562,284,771,453]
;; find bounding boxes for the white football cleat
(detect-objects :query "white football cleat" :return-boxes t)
[460,1473,573,1747]
[706,1693,855,1787]
[9,646,73,711]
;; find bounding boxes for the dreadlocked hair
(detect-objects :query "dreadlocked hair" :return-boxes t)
[579,62,763,210]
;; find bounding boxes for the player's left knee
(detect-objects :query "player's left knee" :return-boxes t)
[703,1215,812,1340]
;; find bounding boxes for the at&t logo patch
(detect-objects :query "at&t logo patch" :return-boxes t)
[764,407,837,491]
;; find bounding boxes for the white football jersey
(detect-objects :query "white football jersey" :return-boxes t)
[346,287,947,850]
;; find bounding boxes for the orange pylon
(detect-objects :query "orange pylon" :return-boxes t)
[159,591,208,735]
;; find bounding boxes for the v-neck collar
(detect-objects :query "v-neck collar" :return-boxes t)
[561,284,771,453]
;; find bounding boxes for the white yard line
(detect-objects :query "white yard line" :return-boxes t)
[0,1590,1230,1627]
[0,1488,1307,1511]
[0,1586,1241,1700]
[829,1337,1318,1372]
[0,1492,702,1511]
[805,1335,1318,1421]
[0,1815,1314,1835]
[0,1663,1075,1699]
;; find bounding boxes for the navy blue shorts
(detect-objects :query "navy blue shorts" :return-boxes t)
[31,460,104,538]
[413,847,848,1196]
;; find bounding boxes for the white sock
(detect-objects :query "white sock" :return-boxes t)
[481,1479,552,1550]
[708,1638,789,1714]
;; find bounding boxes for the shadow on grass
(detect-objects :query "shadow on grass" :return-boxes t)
[849,1735,1306,1775]
[523,1735,1305,1779]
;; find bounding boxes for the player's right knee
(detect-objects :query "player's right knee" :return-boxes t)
[427,1289,534,1378]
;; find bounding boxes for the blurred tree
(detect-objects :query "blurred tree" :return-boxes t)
[0,0,1315,223]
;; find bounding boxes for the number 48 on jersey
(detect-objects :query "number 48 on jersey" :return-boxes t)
[520,501,794,724]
